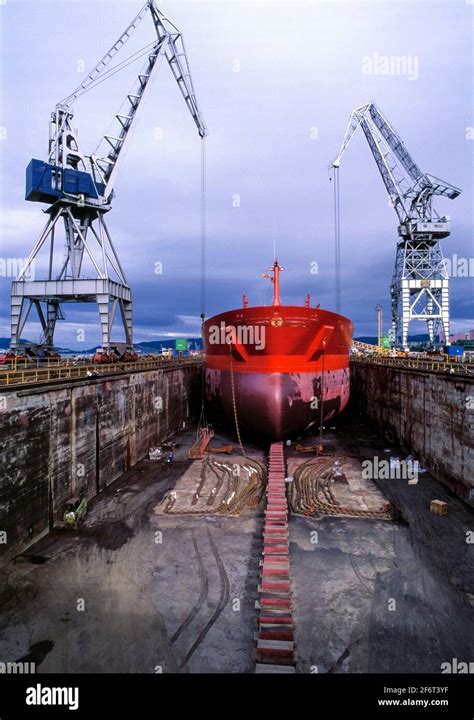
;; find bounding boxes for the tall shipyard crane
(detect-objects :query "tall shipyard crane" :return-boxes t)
[11,1,206,357]
[331,102,461,351]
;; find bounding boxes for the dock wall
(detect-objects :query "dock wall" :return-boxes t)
[0,361,202,562]
[349,359,474,504]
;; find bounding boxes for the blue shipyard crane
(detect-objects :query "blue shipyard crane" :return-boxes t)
[331,102,461,350]
[11,1,207,355]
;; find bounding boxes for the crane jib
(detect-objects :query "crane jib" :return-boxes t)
[26,1,207,209]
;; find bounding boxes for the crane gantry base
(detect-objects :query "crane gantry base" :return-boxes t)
[10,202,134,353]
[391,238,450,351]
[10,278,133,352]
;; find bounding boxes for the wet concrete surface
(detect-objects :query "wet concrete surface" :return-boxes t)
[0,420,472,673]
[291,420,474,673]
[291,515,473,673]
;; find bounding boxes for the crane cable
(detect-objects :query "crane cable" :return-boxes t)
[333,165,341,314]
[200,135,206,322]
[198,136,208,437]
[198,137,245,457]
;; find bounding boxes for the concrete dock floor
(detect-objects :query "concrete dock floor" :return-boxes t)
[0,419,472,673]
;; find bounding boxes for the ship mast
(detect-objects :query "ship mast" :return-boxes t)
[262,260,284,306]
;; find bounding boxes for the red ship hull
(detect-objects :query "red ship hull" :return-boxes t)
[203,304,353,440]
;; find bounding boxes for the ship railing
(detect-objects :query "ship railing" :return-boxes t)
[350,353,474,377]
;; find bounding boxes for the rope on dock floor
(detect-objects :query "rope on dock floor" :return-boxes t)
[290,456,392,520]
[164,454,266,515]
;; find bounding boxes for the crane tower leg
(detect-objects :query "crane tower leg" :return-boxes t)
[427,297,435,347]
[441,284,450,347]
[10,205,133,354]
[401,283,410,351]
[391,238,450,351]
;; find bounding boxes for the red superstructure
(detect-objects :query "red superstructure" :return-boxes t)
[203,260,353,440]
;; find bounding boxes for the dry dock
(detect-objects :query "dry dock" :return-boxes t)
[0,355,472,673]
[0,421,472,672]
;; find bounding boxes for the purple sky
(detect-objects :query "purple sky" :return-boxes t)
[0,0,472,348]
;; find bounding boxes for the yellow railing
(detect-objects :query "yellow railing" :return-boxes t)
[0,356,204,389]
[350,352,473,376]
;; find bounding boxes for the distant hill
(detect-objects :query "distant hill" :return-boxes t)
[78,338,204,354]
[0,337,31,348]
[0,336,204,354]
[134,338,203,352]
[0,337,91,354]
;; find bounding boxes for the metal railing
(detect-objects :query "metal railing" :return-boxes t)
[350,352,474,377]
[0,356,204,389]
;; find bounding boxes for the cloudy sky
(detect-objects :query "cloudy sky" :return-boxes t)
[0,0,472,348]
